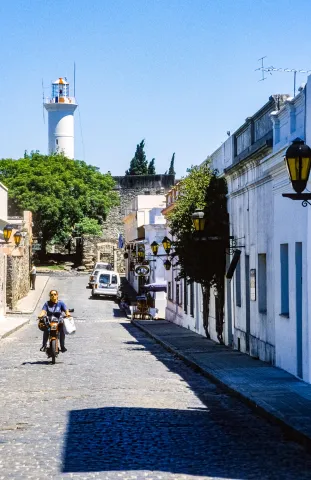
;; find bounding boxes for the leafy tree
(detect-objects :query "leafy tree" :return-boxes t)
[168,153,176,175]
[125,140,148,175]
[75,217,102,236]
[167,162,228,341]
[148,158,156,174]
[0,152,119,254]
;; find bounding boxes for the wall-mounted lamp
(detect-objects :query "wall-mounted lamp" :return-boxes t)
[163,259,171,271]
[14,231,22,247]
[162,236,171,254]
[3,224,13,243]
[282,138,311,206]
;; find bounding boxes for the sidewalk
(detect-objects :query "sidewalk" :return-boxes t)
[11,275,49,314]
[132,319,311,450]
[0,275,50,341]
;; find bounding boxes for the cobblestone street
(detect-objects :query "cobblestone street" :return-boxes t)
[1,275,311,479]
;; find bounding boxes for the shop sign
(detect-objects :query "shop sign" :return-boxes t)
[134,264,150,277]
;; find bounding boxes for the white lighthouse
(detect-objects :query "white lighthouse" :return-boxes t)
[44,77,77,159]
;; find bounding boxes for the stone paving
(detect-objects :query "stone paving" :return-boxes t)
[1,275,311,478]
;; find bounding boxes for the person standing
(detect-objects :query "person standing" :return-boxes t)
[30,265,36,290]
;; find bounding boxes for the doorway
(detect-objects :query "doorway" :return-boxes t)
[295,242,303,378]
[245,255,250,353]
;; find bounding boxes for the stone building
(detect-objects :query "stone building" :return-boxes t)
[81,175,175,271]
[0,184,33,311]
[0,182,8,319]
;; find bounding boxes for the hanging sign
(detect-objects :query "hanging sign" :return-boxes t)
[134,265,150,277]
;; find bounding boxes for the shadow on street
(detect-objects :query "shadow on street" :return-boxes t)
[61,322,311,478]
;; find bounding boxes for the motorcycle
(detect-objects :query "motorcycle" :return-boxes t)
[39,309,74,364]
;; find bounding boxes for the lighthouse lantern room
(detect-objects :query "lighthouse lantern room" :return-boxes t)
[44,77,77,159]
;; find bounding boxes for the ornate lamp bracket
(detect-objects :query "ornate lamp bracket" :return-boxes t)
[282,192,311,207]
[227,236,245,255]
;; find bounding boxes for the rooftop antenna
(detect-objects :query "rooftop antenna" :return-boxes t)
[255,57,311,96]
[255,56,268,82]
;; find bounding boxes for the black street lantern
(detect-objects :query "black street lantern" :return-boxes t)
[150,241,159,256]
[14,231,22,247]
[3,224,13,243]
[163,259,171,271]
[192,208,206,232]
[162,236,171,254]
[285,138,311,193]
[137,250,145,260]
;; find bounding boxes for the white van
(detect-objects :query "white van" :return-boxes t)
[91,270,120,300]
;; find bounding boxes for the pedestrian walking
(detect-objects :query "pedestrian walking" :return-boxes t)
[30,265,36,290]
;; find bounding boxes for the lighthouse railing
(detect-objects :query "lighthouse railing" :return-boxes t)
[44,96,76,105]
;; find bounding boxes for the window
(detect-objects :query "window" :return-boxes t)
[236,256,241,307]
[190,282,194,317]
[99,274,110,284]
[280,244,289,315]
[184,278,188,314]
[144,191,150,195]
[111,275,118,285]
[176,284,182,306]
[168,282,172,300]
[258,254,267,313]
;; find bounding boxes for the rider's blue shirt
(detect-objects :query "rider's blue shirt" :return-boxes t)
[42,300,67,318]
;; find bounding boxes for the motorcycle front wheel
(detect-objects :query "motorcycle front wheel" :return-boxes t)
[51,339,56,364]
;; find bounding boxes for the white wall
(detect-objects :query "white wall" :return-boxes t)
[145,224,167,318]
[46,104,77,159]
[0,183,8,226]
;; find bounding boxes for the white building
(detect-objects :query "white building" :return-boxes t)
[0,182,8,237]
[163,80,311,383]
[44,77,77,159]
[123,195,167,317]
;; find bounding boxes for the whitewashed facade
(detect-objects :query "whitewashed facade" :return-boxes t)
[0,182,8,235]
[123,195,167,317]
[164,76,311,383]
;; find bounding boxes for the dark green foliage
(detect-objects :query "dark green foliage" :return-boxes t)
[148,158,156,175]
[0,152,119,252]
[168,153,176,175]
[168,162,228,340]
[125,140,148,175]
[74,217,102,236]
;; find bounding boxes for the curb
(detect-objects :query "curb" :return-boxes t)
[132,320,311,452]
[0,318,30,341]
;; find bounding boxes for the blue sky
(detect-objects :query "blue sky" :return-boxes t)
[1,0,311,177]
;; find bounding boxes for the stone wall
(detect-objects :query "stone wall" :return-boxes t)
[0,252,6,318]
[102,175,175,241]
[82,176,175,274]
[6,239,30,310]
[81,236,125,273]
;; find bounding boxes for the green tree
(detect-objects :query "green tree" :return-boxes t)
[168,152,176,175]
[0,152,119,254]
[147,158,156,174]
[168,162,228,340]
[125,140,148,175]
[75,217,102,236]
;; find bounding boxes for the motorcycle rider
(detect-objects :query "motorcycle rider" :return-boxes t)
[38,290,71,353]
